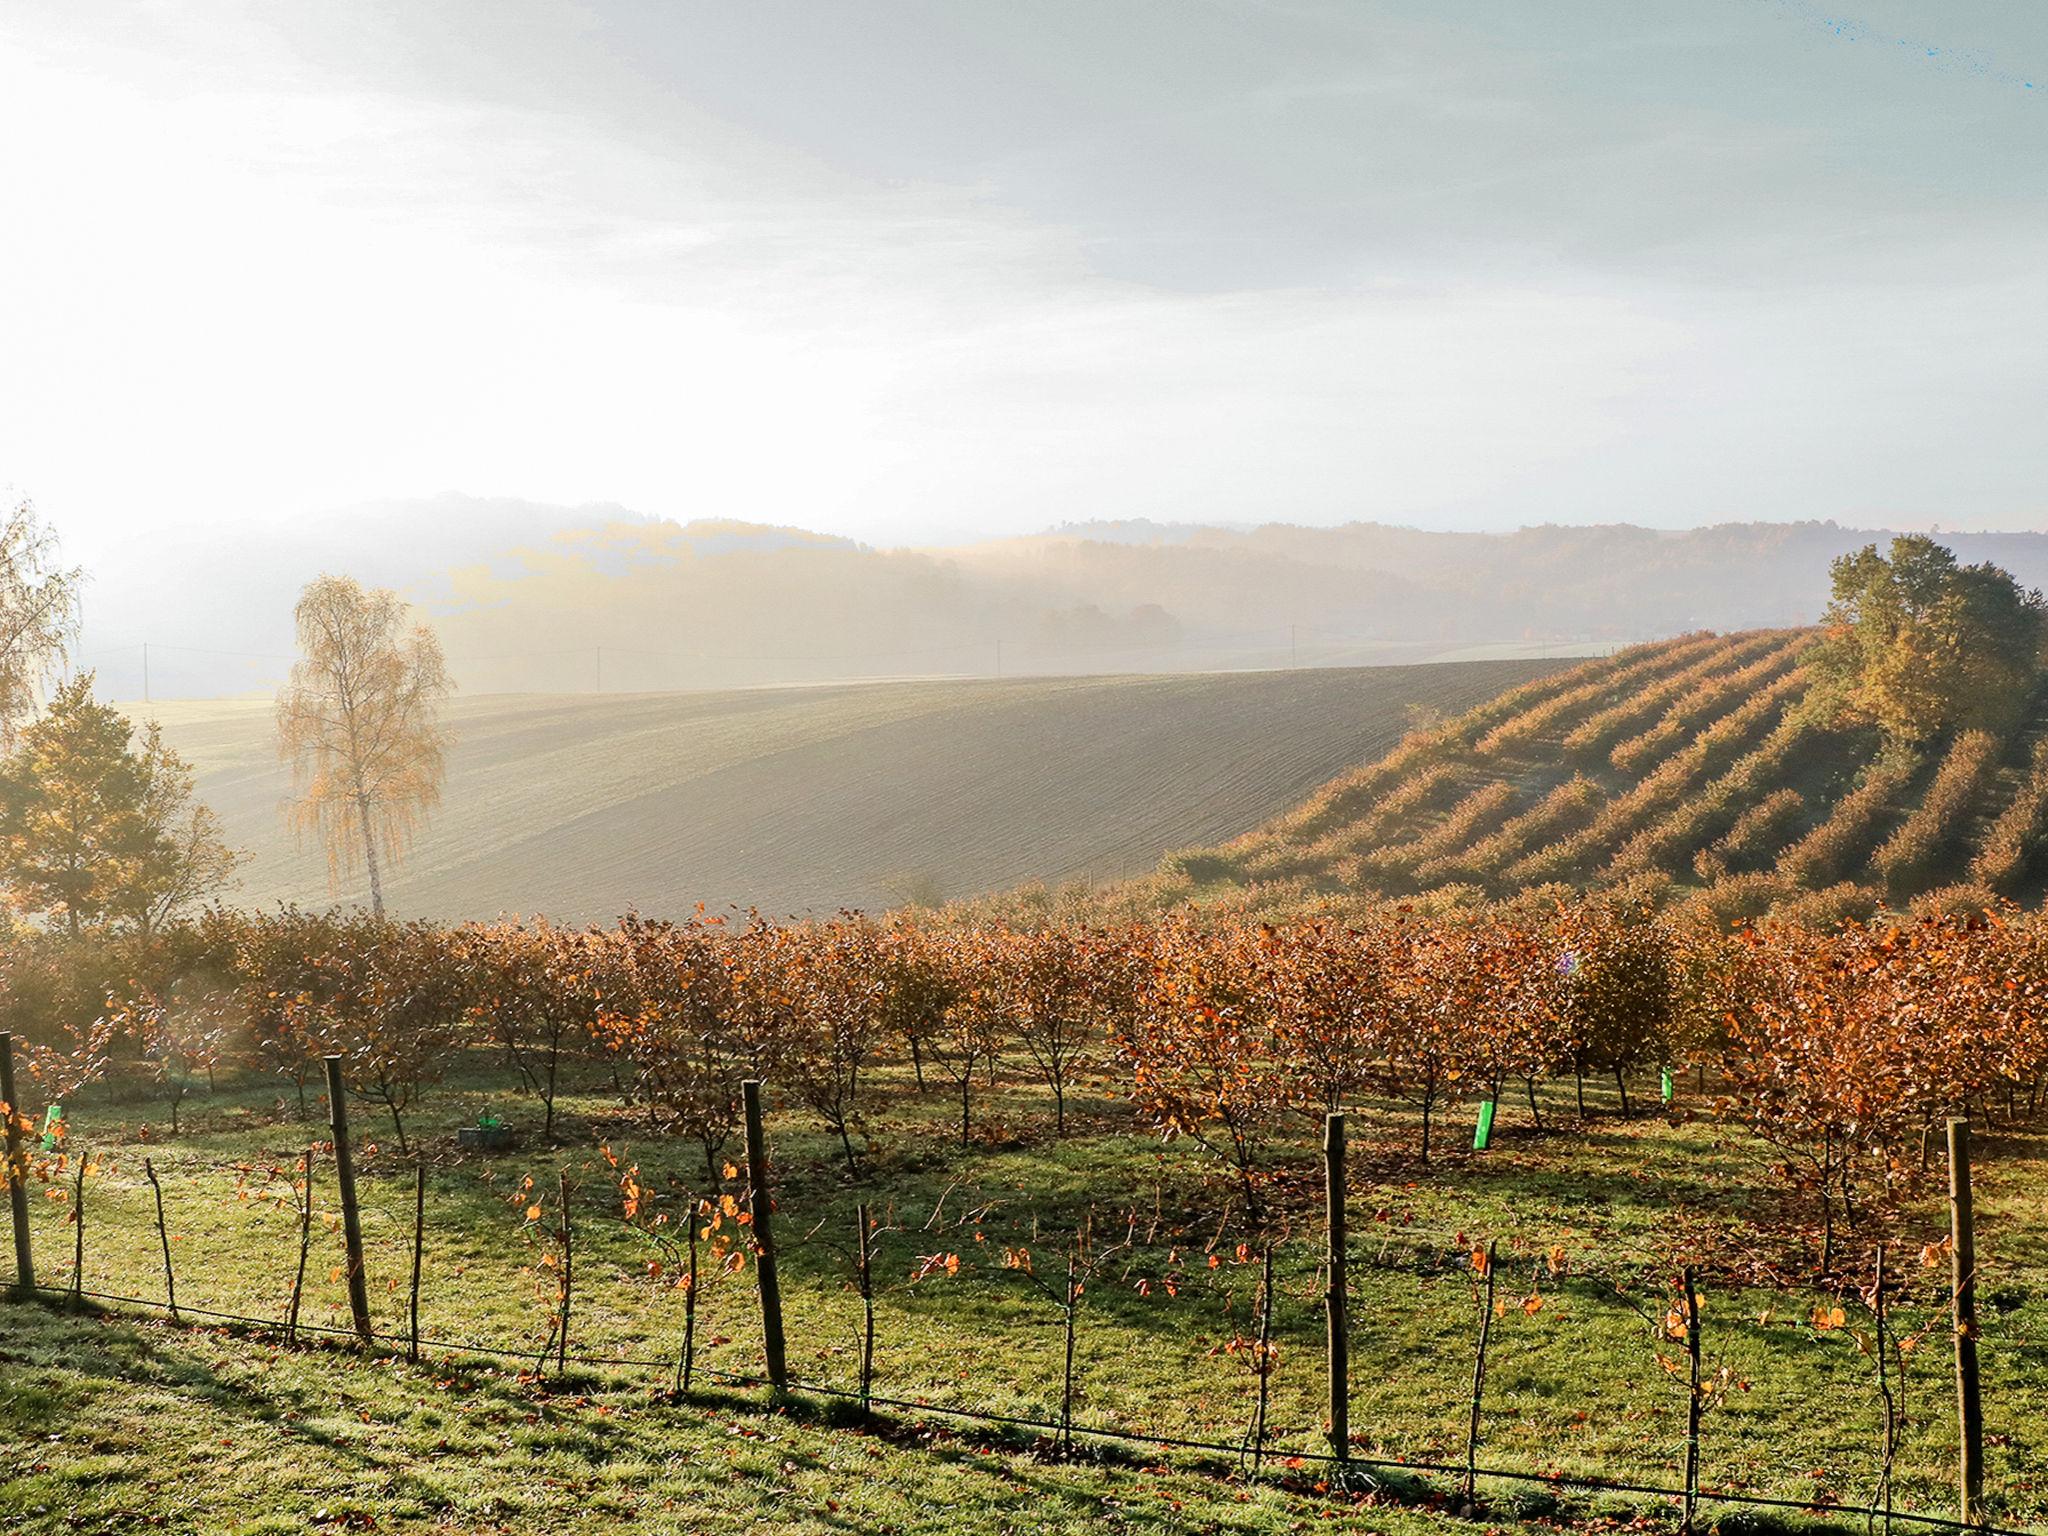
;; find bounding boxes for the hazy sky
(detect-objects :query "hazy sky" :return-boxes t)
[3,0,2045,558]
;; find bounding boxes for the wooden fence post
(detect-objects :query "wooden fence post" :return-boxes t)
[1,1032,34,1295]
[325,1055,373,1342]
[674,1200,699,1394]
[144,1157,177,1321]
[1948,1119,1984,1528]
[741,1079,787,1390]
[555,1169,572,1373]
[1324,1111,1349,1469]
[1250,1242,1274,1472]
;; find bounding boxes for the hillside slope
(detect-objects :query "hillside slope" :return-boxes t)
[135,661,1561,923]
[1138,630,2048,921]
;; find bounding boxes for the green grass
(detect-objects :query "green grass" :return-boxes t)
[4,1058,2046,1536]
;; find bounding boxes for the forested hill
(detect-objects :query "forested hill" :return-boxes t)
[1116,627,2048,926]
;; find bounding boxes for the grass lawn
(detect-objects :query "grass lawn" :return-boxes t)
[3,1056,2045,1535]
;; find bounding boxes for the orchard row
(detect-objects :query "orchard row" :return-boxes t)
[7,901,2046,1257]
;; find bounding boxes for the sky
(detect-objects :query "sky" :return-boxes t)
[2,0,2046,565]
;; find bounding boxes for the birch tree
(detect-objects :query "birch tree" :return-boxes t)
[276,575,452,916]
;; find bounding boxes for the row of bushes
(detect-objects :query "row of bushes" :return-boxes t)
[1603,713,1820,880]
[1473,632,1726,755]
[1972,737,2048,891]
[1607,633,1815,776]
[1873,729,2003,889]
[1502,668,1808,888]
[1558,630,1785,760]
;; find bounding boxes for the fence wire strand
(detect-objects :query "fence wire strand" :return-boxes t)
[15,1280,2040,1536]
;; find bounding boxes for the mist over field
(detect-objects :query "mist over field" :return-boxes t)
[71,499,2048,699]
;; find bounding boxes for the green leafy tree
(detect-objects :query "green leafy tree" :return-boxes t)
[1803,535,2047,745]
[0,675,237,934]
[0,674,148,933]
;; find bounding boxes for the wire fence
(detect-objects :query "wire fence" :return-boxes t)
[13,1280,2037,1536]
[9,1123,2044,1536]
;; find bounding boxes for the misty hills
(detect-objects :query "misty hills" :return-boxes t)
[72,498,2048,699]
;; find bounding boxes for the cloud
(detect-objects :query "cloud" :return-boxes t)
[1,0,2044,562]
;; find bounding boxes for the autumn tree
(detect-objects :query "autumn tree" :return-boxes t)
[277,576,453,917]
[776,915,889,1173]
[1803,535,2046,745]
[457,920,590,1144]
[590,914,746,1186]
[0,499,81,747]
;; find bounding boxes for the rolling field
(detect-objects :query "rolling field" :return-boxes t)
[1139,629,2048,920]
[129,661,1565,922]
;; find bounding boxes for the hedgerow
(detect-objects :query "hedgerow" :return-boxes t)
[1360,779,1517,880]
[1692,788,1806,882]
[1419,774,1603,885]
[1604,714,1818,879]
[1473,632,1726,755]
[1504,669,1806,887]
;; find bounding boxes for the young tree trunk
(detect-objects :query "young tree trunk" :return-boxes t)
[356,794,384,918]
[543,1038,559,1144]
[387,1098,410,1156]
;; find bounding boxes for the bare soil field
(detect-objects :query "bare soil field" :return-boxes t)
[132,661,1564,922]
